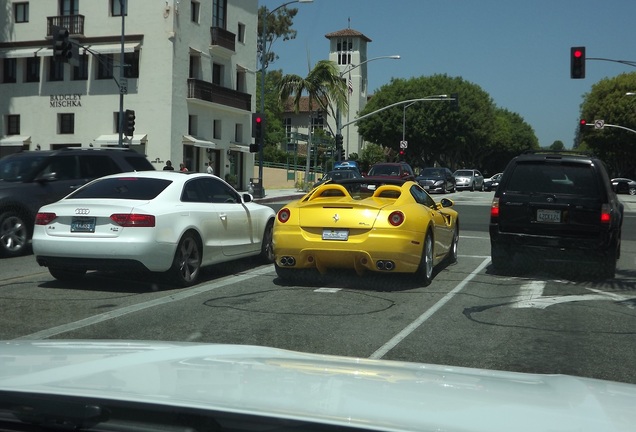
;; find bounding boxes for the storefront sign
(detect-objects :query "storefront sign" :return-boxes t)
[50,94,82,108]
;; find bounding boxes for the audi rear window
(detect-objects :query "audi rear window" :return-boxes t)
[67,178,172,200]
[506,163,600,197]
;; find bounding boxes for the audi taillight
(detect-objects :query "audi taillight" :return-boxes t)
[277,208,291,223]
[388,211,404,226]
[600,204,611,224]
[490,198,500,219]
[110,214,155,227]
[35,212,57,225]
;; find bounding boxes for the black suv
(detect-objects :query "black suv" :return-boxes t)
[0,148,154,257]
[489,151,623,278]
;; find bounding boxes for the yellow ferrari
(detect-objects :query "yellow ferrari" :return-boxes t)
[273,178,459,285]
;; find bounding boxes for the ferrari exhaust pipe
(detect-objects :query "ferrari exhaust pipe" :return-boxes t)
[376,260,395,271]
[279,256,296,266]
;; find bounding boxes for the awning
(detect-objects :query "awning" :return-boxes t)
[0,48,44,58]
[229,144,250,153]
[0,135,31,146]
[94,134,147,146]
[84,43,140,55]
[183,135,216,149]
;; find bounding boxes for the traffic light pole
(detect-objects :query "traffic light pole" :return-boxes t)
[117,0,126,147]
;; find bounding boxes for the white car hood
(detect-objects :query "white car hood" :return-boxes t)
[0,340,635,432]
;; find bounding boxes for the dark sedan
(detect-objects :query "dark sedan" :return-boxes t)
[415,167,456,193]
[612,178,636,195]
[484,173,503,191]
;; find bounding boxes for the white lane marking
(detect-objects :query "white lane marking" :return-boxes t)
[369,257,491,360]
[510,280,546,308]
[314,288,341,293]
[15,266,273,340]
[513,284,633,309]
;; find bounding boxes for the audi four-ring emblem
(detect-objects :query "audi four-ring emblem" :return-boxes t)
[75,208,90,215]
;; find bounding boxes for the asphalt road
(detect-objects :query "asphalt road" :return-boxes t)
[1,191,635,385]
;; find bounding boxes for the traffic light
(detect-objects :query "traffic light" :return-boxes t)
[124,109,135,136]
[450,93,459,111]
[53,26,72,62]
[570,46,586,79]
[335,134,344,161]
[579,119,587,131]
[251,113,265,152]
[340,148,345,160]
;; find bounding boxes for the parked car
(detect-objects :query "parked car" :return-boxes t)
[332,160,361,175]
[490,151,623,278]
[611,177,636,195]
[273,178,459,286]
[415,167,456,193]
[453,169,485,191]
[365,162,415,180]
[313,168,362,187]
[483,172,503,191]
[32,171,276,287]
[0,148,154,258]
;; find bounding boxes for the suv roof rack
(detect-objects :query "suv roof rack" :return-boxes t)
[521,149,596,157]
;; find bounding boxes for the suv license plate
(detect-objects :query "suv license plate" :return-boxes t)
[536,209,561,223]
[71,217,96,233]
[322,229,349,241]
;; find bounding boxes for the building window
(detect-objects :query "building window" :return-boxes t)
[60,0,79,15]
[25,57,40,82]
[189,55,200,79]
[58,113,74,134]
[7,115,20,135]
[14,3,29,23]
[336,38,353,65]
[237,23,245,43]
[123,51,139,78]
[191,1,200,23]
[48,58,64,81]
[73,54,88,80]
[111,0,127,16]
[212,0,226,29]
[213,120,221,140]
[236,70,245,93]
[2,59,17,83]
[97,54,114,79]
[234,123,243,143]
[212,63,222,85]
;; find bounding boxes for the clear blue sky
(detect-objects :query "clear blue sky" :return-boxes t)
[263,0,636,148]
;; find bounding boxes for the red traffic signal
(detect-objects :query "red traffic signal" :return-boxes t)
[579,119,587,131]
[570,46,586,79]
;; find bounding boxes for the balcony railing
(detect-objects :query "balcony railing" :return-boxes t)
[187,79,251,111]
[47,15,85,37]
[210,27,235,52]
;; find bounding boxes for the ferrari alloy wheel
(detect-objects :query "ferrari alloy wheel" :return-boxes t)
[416,231,434,286]
[49,267,87,282]
[169,232,202,287]
[259,220,275,263]
[0,211,29,258]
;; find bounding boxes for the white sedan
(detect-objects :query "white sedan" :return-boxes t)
[33,171,276,287]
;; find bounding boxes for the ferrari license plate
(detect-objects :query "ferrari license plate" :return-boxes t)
[536,209,561,223]
[322,229,349,241]
[71,216,96,233]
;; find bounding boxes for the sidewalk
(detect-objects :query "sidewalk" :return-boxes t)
[251,188,306,204]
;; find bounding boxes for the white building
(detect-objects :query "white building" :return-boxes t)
[0,0,258,189]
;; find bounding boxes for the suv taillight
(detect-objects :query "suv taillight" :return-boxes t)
[490,197,500,219]
[600,204,611,224]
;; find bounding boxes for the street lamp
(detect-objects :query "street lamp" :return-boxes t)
[257,0,313,198]
[335,55,400,161]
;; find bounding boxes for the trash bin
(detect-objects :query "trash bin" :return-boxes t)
[250,177,264,198]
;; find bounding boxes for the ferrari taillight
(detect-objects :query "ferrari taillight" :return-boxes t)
[600,204,611,224]
[35,212,57,225]
[490,198,500,219]
[110,214,155,227]
[277,208,291,223]
[388,211,404,226]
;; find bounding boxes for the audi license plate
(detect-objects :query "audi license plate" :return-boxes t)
[322,229,349,241]
[71,216,96,233]
[536,209,561,223]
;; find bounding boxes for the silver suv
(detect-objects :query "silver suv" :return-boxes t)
[0,148,154,257]
[453,169,484,191]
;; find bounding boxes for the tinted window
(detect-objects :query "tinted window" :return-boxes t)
[410,185,436,208]
[124,155,155,171]
[506,163,600,197]
[68,178,172,200]
[80,155,122,178]
[0,154,45,181]
[454,170,473,176]
[420,168,443,177]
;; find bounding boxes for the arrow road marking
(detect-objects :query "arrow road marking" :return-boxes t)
[511,281,632,309]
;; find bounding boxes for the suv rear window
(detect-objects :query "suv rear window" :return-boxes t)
[506,162,600,197]
[68,178,172,200]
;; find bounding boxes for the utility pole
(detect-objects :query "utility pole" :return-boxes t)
[117,0,126,147]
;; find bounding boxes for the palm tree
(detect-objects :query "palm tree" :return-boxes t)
[278,60,348,188]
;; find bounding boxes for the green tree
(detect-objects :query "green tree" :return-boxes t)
[279,60,348,184]
[356,74,498,171]
[258,6,300,68]
[359,143,386,173]
[579,72,636,177]
[549,140,565,151]
[487,108,539,173]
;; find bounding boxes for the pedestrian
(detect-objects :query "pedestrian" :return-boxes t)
[206,161,214,175]
[163,160,174,171]
[179,163,188,172]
